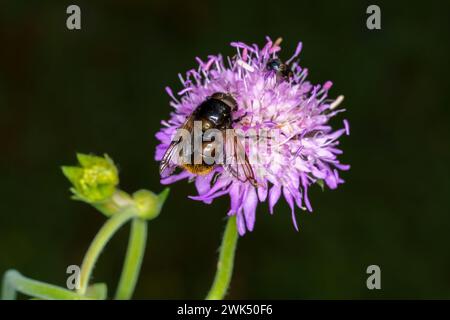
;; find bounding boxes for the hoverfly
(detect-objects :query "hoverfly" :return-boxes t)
[159,92,257,186]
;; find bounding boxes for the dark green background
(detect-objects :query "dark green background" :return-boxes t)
[1,0,449,299]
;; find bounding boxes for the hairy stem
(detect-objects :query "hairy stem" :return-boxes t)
[2,270,89,300]
[77,207,136,296]
[206,215,239,300]
[115,218,148,299]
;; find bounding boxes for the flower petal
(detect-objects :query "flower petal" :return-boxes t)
[195,173,214,195]
[161,171,191,185]
[243,187,258,232]
[189,176,231,201]
[284,188,299,231]
[269,184,281,214]
[236,210,247,236]
[228,182,242,214]
[257,184,268,202]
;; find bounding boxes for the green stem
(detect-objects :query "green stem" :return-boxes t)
[77,207,136,296]
[206,215,239,300]
[2,270,90,300]
[114,218,148,299]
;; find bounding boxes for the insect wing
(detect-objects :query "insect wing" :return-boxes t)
[159,115,194,177]
[223,131,257,185]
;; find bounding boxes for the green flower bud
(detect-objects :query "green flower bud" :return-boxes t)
[92,190,134,217]
[62,153,119,203]
[132,188,169,220]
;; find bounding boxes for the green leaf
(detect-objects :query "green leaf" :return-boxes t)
[77,153,108,168]
[61,166,83,186]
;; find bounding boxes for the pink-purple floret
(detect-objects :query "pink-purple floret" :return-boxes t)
[155,37,350,235]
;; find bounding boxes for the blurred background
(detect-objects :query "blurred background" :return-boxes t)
[1,0,449,299]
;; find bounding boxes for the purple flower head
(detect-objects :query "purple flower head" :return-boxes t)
[155,37,350,236]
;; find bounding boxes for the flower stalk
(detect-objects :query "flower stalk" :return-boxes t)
[2,270,90,300]
[115,217,148,300]
[77,207,137,296]
[1,153,169,300]
[206,215,239,300]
